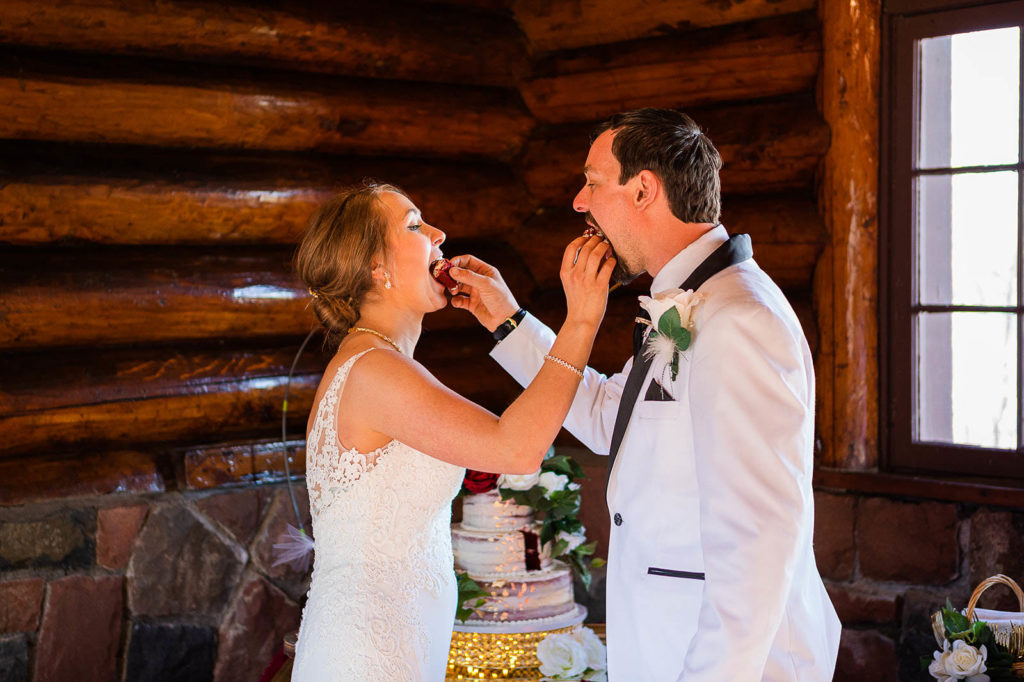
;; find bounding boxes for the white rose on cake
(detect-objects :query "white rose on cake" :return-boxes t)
[557,529,587,553]
[537,632,589,679]
[538,471,569,495]
[498,470,541,491]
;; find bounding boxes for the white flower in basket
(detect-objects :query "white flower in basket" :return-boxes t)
[929,639,989,681]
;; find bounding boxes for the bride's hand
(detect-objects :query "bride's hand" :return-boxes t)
[447,254,521,333]
[561,235,615,330]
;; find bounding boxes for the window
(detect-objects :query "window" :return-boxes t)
[883,0,1024,480]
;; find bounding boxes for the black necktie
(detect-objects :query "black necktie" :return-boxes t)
[632,308,651,357]
[606,234,753,484]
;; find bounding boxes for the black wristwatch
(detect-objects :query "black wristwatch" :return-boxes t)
[492,308,527,342]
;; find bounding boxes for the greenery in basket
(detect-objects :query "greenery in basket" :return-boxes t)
[923,599,1018,681]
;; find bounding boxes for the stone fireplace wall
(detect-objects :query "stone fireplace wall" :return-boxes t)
[0,484,311,682]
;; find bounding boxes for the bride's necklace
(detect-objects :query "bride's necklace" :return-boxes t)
[348,326,403,354]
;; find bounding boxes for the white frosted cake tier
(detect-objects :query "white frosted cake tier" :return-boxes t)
[453,604,587,634]
[461,490,534,531]
[462,563,576,623]
[452,523,552,575]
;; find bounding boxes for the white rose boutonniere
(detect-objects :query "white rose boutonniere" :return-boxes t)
[638,288,704,380]
[929,639,989,682]
[498,469,541,491]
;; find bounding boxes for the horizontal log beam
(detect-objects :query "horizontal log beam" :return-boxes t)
[181,438,307,490]
[511,0,815,53]
[511,193,825,293]
[0,333,523,459]
[0,345,326,458]
[0,450,164,507]
[0,51,532,159]
[519,95,829,206]
[519,13,820,124]
[0,0,526,87]
[0,241,532,350]
[0,146,533,245]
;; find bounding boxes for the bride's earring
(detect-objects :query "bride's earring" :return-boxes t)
[384,272,392,290]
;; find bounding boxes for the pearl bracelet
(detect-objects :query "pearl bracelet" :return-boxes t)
[543,354,584,379]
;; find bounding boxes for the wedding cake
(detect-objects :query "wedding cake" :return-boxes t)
[452,490,578,623]
[448,462,592,676]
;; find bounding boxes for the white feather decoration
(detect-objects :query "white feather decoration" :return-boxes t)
[271,523,314,572]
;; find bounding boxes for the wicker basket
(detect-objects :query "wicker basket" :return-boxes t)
[965,574,1024,677]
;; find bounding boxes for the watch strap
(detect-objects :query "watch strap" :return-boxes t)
[492,308,527,342]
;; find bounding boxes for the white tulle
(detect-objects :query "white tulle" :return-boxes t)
[292,349,466,681]
[271,523,314,573]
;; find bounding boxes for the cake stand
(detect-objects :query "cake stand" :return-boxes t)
[446,604,587,679]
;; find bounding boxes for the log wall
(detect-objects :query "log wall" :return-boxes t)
[0,1,834,679]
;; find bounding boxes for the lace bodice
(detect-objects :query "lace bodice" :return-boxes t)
[294,349,466,681]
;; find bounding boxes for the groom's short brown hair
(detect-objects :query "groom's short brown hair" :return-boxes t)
[592,108,722,225]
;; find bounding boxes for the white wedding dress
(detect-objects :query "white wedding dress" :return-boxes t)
[292,349,466,681]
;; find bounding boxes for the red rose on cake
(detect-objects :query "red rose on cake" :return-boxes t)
[462,469,499,494]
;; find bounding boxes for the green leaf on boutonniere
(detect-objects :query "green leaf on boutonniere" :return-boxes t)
[658,307,691,351]
[552,539,569,558]
[591,557,606,568]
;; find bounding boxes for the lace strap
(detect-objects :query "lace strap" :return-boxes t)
[322,348,376,417]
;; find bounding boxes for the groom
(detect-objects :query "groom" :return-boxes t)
[450,108,840,681]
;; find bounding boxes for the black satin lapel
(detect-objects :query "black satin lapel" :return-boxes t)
[606,234,753,485]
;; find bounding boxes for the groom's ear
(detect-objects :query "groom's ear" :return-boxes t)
[633,170,659,211]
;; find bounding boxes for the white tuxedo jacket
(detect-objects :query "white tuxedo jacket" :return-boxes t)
[491,228,840,681]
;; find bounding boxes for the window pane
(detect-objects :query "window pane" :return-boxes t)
[918,27,1020,169]
[917,312,1017,448]
[917,171,1018,306]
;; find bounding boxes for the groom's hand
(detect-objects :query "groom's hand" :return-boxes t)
[447,254,520,333]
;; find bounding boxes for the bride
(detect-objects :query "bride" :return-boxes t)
[290,181,614,681]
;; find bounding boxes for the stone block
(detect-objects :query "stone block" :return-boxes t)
[35,575,122,682]
[195,488,273,548]
[250,489,311,602]
[814,492,856,580]
[0,511,91,571]
[125,622,216,682]
[858,498,958,584]
[834,628,899,682]
[827,583,903,625]
[96,504,148,570]
[127,505,244,618]
[213,571,300,682]
[0,580,44,634]
[0,634,29,682]
[899,589,953,682]
[968,509,1024,610]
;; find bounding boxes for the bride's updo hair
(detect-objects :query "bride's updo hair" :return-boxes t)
[294,181,406,348]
